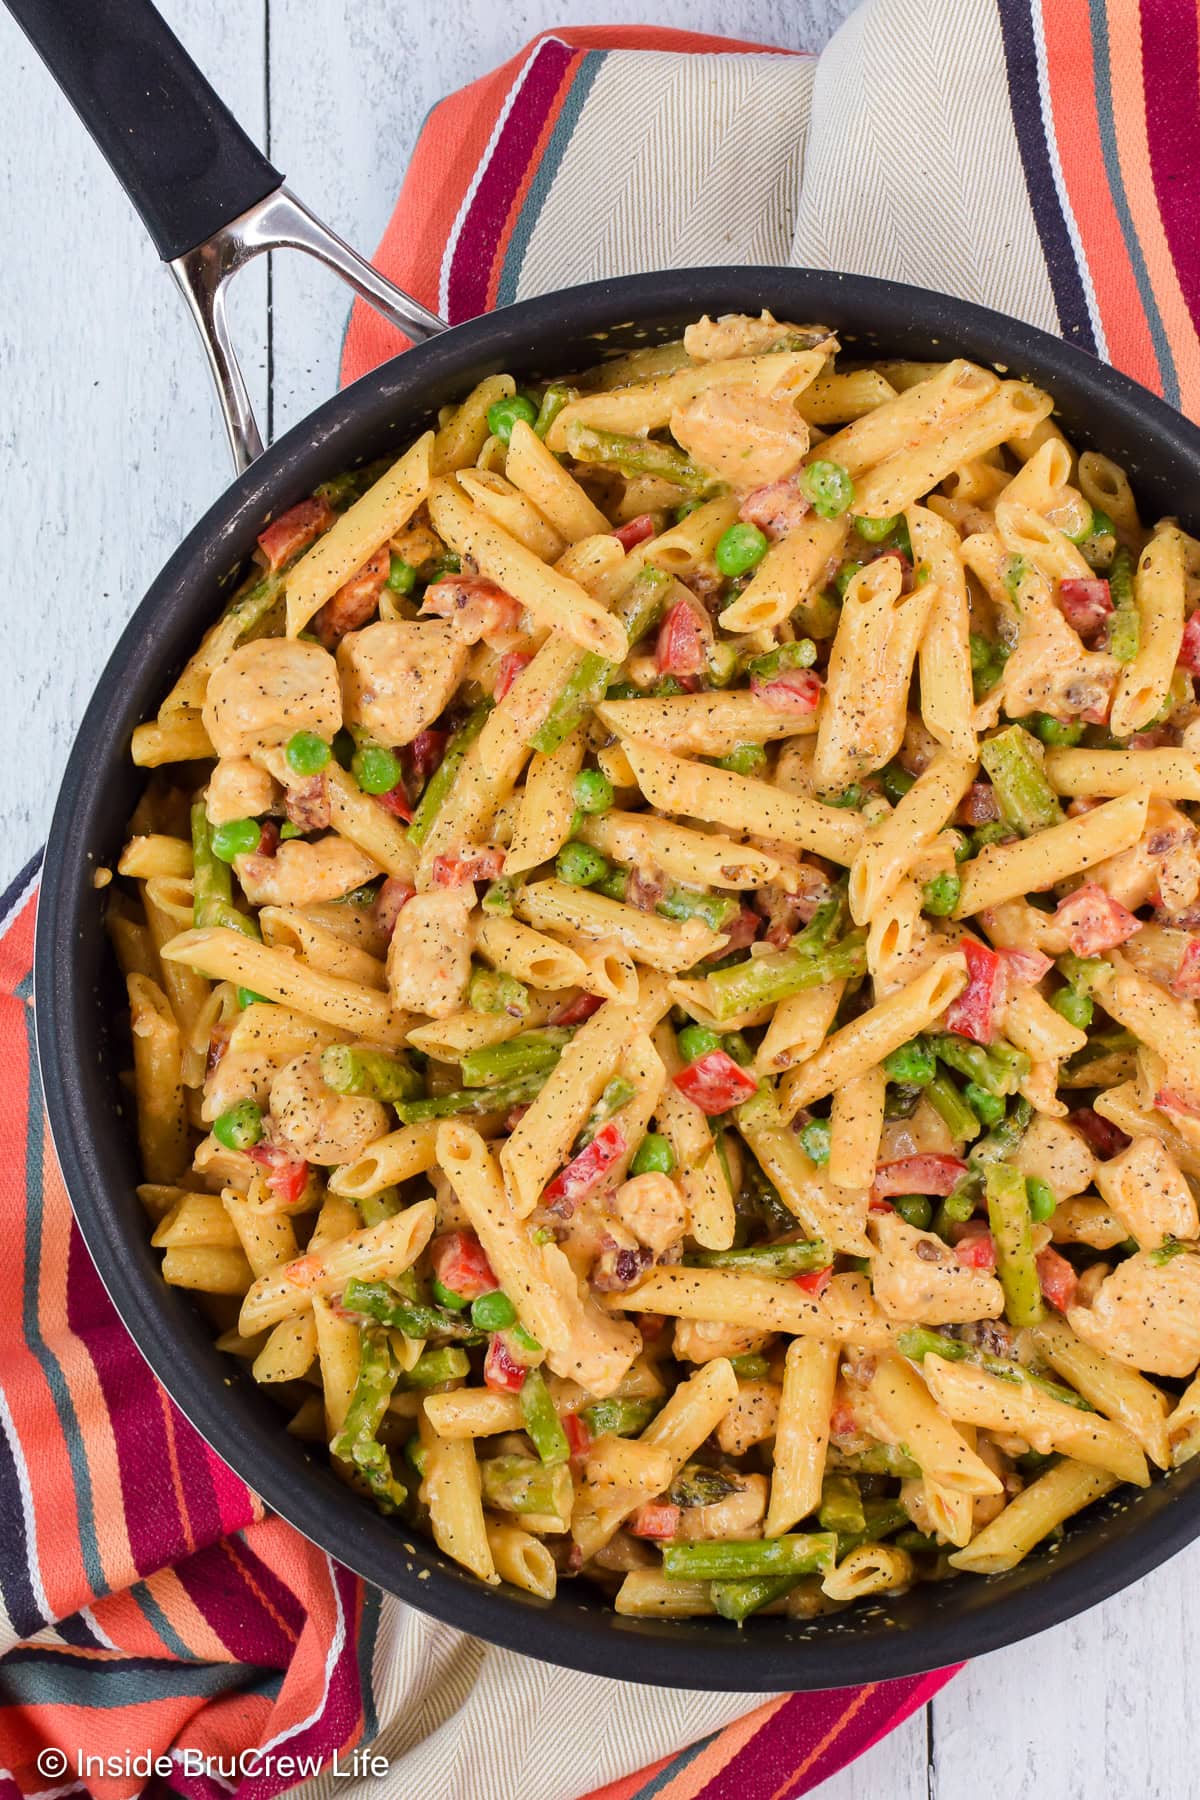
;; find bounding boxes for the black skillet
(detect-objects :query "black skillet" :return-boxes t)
[17,0,1200,1690]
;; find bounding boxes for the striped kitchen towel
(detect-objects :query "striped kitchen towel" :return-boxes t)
[4,2,1199,1799]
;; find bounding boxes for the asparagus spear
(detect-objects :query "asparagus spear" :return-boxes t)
[190,802,261,937]
[564,420,721,494]
[688,1239,831,1277]
[331,1332,407,1512]
[480,1454,573,1521]
[519,1366,570,1466]
[704,930,866,1020]
[341,1277,482,1342]
[407,700,492,847]
[393,1065,554,1124]
[711,1572,798,1623]
[321,1044,423,1102]
[979,725,1063,835]
[986,1164,1045,1327]
[530,568,672,754]
[1107,548,1140,662]
[662,1533,837,1581]
[460,1028,571,1089]
[580,1396,661,1437]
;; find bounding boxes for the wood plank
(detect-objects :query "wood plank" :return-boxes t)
[0,0,266,885]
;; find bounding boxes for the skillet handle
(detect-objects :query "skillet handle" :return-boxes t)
[5,0,282,261]
[6,0,446,473]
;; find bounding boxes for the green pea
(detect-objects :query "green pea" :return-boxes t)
[922,873,962,917]
[352,743,403,795]
[1026,1177,1057,1223]
[572,768,614,815]
[1031,713,1085,748]
[236,987,272,1009]
[285,730,332,776]
[631,1133,676,1176]
[799,1118,832,1165]
[963,1082,1005,1127]
[387,553,417,593]
[800,459,855,519]
[556,841,609,887]
[825,783,865,809]
[678,1024,721,1063]
[486,394,539,443]
[212,1099,264,1151]
[852,512,902,543]
[715,522,769,577]
[673,499,706,524]
[883,1038,936,1086]
[211,818,262,862]
[835,559,864,596]
[471,1289,517,1331]
[432,1277,469,1311]
[1052,986,1094,1029]
[716,743,767,776]
[944,828,972,864]
[723,1032,754,1067]
[508,1323,542,1355]
[894,1193,933,1230]
[881,762,915,804]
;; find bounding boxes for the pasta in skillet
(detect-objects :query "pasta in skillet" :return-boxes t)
[113,311,1200,1619]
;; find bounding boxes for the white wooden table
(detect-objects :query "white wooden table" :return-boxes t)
[4,1,1194,1793]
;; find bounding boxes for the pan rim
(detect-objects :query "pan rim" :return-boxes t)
[33,264,1200,1689]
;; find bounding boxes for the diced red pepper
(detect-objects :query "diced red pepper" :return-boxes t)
[998,947,1053,989]
[672,1049,758,1116]
[872,1154,968,1201]
[404,728,448,791]
[1154,1087,1200,1121]
[1171,938,1200,999]
[1178,611,1200,676]
[793,1265,833,1296]
[830,1403,858,1442]
[421,577,523,643]
[551,992,605,1027]
[1067,1107,1130,1158]
[751,669,823,713]
[738,477,810,540]
[656,598,710,676]
[712,905,761,957]
[954,1228,996,1271]
[542,1121,627,1213]
[636,1311,666,1342]
[504,1104,530,1131]
[431,847,507,886]
[1055,883,1140,956]
[374,876,414,940]
[494,651,532,701]
[1058,578,1113,639]
[613,513,657,550]
[256,496,334,572]
[430,1229,498,1302]
[563,1412,592,1462]
[959,781,1000,826]
[1037,1245,1078,1313]
[375,781,414,822]
[256,819,281,859]
[484,1334,528,1393]
[943,938,1005,1045]
[628,1502,681,1540]
[313,546,390,647]
[247,1142,309,1205]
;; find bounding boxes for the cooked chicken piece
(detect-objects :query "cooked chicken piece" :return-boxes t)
[715,1381,781,1456]
[1093,1135,1200,1250]
[338,619,469,747]
[1015,1113,1096,1203]
[206,756,278,826]
[683,312,835,362]
[1068,1248,1200,1376]
[870,1211,1005,1325]
[675,1473,769,1540]
[1089,798,1200,912]
[202,638,342,758]
[611,1171,688,1255]
[672,1318,772,1362]
[269,1051,388,1166]
[234,837,380,908]
[386,886,474,1019]
[670,384,811,489]
[1000,588,1117,724]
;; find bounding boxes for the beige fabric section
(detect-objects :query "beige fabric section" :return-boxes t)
[294,1597,768,1800]
[515,50,815,292]
[790,0,1060,328]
